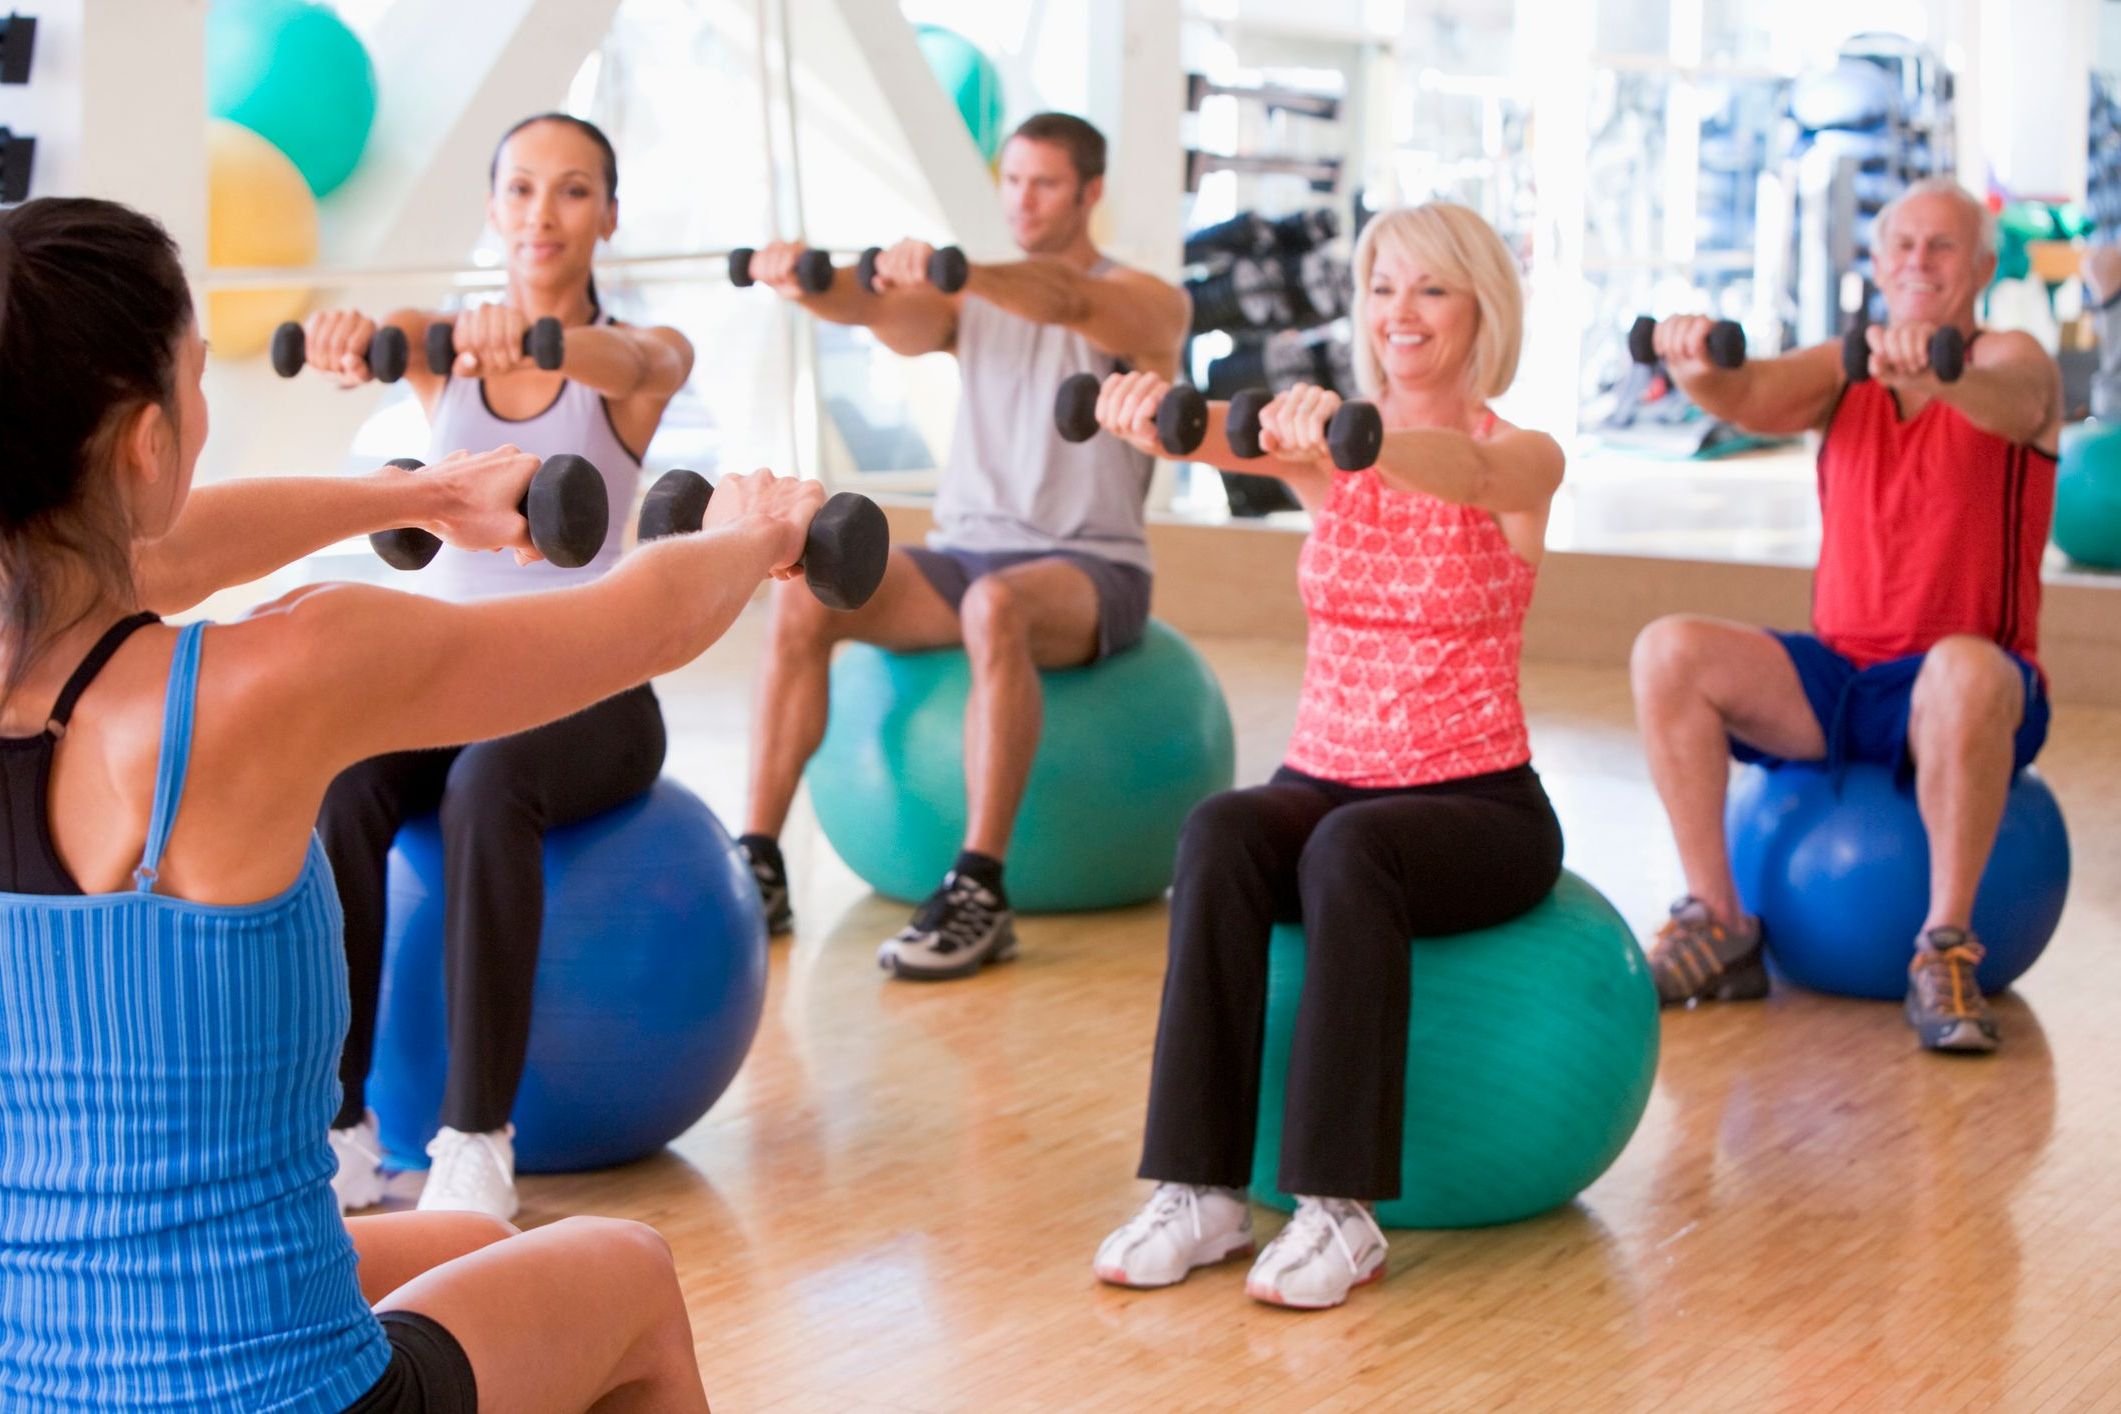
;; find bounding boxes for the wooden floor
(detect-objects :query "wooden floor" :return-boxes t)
[400,610,2121,1412]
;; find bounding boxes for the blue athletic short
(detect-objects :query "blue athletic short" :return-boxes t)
[1730,631,2050,780]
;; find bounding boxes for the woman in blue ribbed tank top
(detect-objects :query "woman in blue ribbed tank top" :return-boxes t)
[0,199,816,1409]
[293,116,695,1222]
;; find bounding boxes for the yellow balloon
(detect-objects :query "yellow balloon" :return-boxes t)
[205,119,319,359]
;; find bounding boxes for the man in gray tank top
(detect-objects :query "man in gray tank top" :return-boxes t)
[737,113,1190,981]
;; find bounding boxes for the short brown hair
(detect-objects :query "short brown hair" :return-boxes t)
[1007,112,1106,183]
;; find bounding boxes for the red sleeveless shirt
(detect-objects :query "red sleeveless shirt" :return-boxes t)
[1812,378,2054,670]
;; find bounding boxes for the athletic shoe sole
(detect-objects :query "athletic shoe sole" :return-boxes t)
[1245,1261,1386,1310]
[1093,1234,1255,1289]
[881,927,1020,982]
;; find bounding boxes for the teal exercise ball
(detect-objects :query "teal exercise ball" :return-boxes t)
[914,23,1005,164]
[809,620,1235,912]
[1250,872,1658,1228]
[208,0,378,197]
[2054,421,2121,569]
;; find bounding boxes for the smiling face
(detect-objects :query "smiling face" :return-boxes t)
[487,120,617,296]
[1876,190,1993,328]
[1363,247,1481,396]
[998,136,1099,255]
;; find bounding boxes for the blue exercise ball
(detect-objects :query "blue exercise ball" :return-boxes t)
[807,620,1236,912]
[1726,761,2070,1001]
[370,780,767,1173]
[1249,872,1658,1228]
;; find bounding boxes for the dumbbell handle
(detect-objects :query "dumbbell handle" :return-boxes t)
[425,316,565,375]
[728,247,836,295]
[856,244,970,295]
[271,322,410,383]
[369,453,610,572]
[635,470,891,612]
[1842,320,1967,385]
[1629,315,1746,371]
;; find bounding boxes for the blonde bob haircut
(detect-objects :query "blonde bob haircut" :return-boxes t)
[1351,201,1524,402]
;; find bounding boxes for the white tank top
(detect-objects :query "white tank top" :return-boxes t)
[421,313,645,604]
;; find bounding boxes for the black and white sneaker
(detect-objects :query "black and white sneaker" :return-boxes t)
[877,871,1018,981]
[737,838,794,935]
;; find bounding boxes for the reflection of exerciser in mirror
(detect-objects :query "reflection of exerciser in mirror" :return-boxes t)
[636,469,892,612]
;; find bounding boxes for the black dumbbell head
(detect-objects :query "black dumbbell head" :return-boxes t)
[1054,373,1101,443]
[427,322,458,377]
[728,248,756,288]
[1155,386,1209,456]
[271,322,306,379]
[857,247,884,295]
[368,325,409,384]
[1705,320,1747,371]
[524,453,610,569]
[1929,325,1966,383]
[638,468,713,542]
[928,246,969,294]
[1628,316,1658,366]
[370,457,443,570]
[1225,387,1273,459]
[1327,402,1384,472]
[1842,320,1872,384]
[802,492,891,612]
[525,317,565,371]
[794,249,835,295]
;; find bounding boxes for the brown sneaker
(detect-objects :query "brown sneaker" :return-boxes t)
[1905,928,1998,1053]
[1647,896,1768,1006]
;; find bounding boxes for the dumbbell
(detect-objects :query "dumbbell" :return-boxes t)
[1222,389,1382,470]
[424,316,565,376]
[1841,318,1966,384]
[369,454,611,572]
[1628,315,1746,371]
[270,322,410,383]
[635,469,891,612]
[728,247,836,295]
[855,244,970,295]
[1054,372,1209,456]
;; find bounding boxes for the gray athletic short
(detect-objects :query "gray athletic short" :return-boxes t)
[904,545,1153,663]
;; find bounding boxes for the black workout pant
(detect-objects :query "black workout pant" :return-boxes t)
[1139,763,1564,1200]
[324,685,666,1134]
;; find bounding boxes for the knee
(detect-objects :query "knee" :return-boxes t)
[1297,811,1396,895]
[960,577,1029,660]
[1911,637,2021,739]
[439,749,533,829]
[766,575,834,654]
[1629,614,1713,700]
[1177,790,1275,866]
[320,760,407,836]
[554,1215,678,1282]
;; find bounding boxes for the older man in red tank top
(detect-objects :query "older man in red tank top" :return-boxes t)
[1630,178,2063,1054]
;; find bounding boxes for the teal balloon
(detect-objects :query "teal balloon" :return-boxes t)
[2055,421,2121,568]
[808,621,1235,912]
[1250,872,1658,1228]
[914,23,1005,163]
[208,0,378,197]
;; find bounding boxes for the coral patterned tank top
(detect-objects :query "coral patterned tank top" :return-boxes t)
[1284,418,1538,788]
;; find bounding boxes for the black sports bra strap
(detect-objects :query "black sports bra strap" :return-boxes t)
[46,612,161,735]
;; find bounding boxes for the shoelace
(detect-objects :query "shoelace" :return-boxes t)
[1913,939,1988,1018]
[1652,904,1732,990]
[428,1133,507,1199]
[918,874,1000,954]
[1281,1197,1377,1277]
[1132,1183,1205,1245]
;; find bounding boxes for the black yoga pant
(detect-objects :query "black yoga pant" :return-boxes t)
[1138,763,1564,1200]
[324,685,666,1133]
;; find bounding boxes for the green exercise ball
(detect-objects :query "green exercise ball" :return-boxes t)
[2054,421,2121,569]
[809,620,1235,912]
[1250,871,1658,1228]
[208,0,378,197]
[914,23,1005,164]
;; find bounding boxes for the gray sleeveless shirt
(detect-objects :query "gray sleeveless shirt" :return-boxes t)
[931,259,1160,571]
[422,313,644,603]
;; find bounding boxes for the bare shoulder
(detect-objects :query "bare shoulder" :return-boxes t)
[1971,327,2058,372]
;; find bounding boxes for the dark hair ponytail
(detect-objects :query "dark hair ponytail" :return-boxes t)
[489,113,619,310]
[0,197,192,698]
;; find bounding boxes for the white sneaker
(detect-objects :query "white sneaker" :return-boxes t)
[1093,1183,1254,1289]
[417,1125,519,1221]
[1245,1197,1388,1310]
[328,1110,386,1215]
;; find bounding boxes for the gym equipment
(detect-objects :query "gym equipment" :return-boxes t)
[856,244,970,295]
[728,247,835,295]
[369,780,766,1173]
[1842,317,1966,384]
[1053,374,1383,469]
[425,316,565,375]
[1249,872,1658,1228]
[270,321,407,383]
[809,621,1236,911]
[634,469,891,612]
[370,454,610,572]
[1629,315,1746,370]
[207,0,377,197]
[2053,421,2121,569]
[1726,761,2069,1000]
[204,119,319,360]
[912,24,1004,163]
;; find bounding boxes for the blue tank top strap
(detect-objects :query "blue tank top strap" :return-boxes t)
[135,621,207,894]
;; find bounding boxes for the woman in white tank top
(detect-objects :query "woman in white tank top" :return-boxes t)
[295,115,694,1223]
